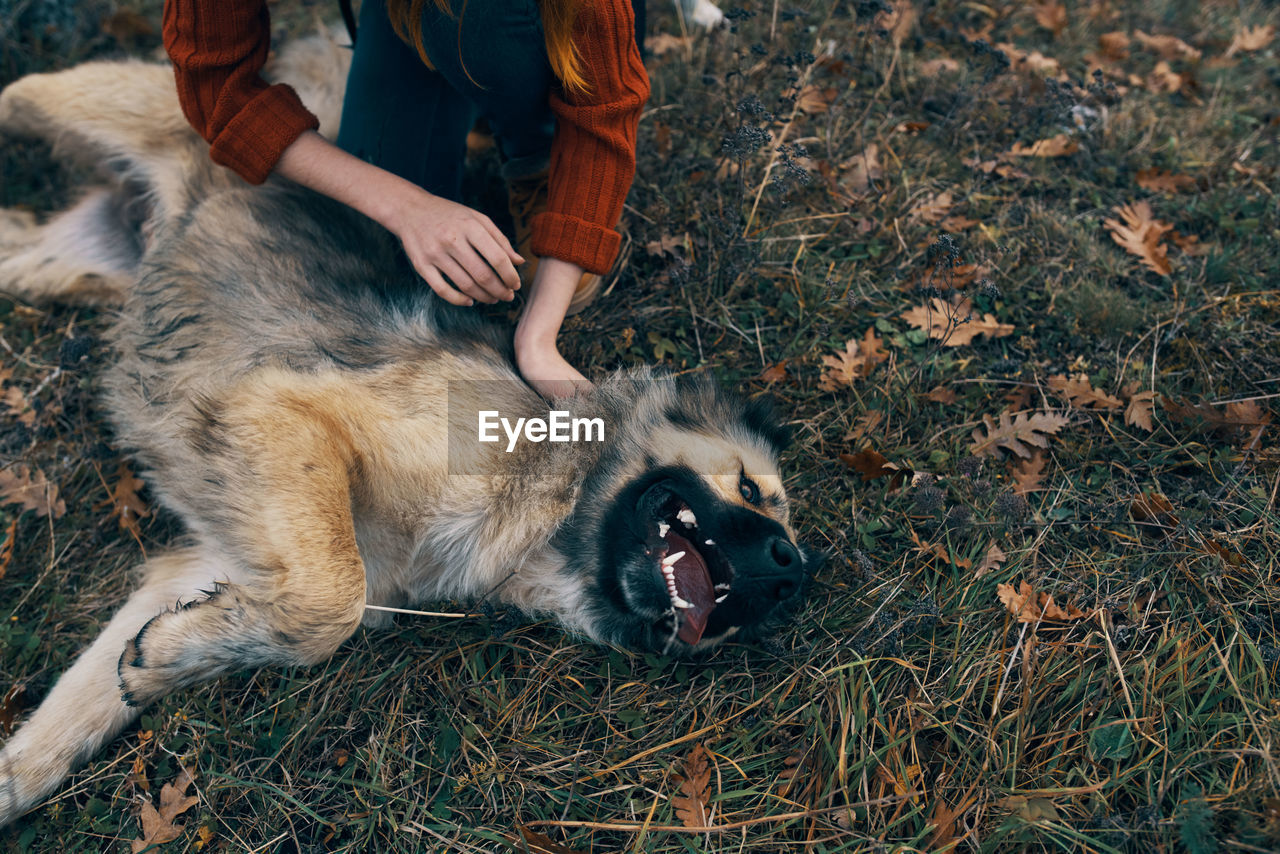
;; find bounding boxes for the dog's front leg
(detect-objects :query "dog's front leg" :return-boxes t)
[116,401,368,707]
[0,548,233,826]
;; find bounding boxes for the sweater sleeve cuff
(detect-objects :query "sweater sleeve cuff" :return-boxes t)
[530,212,621,275]
[208,83,319,185]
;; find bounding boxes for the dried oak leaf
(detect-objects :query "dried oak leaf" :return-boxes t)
[1032,1,1067,37]
[1146,61,1195,95]
[0,518,14,581]
[818,328,888,390]
[1103,201,1172,276]
[1123,384,1156,432]
[796,85,838,114]
[997,580,1089,623]
[901,298,1014,347]
[1006,134,1078,158]
[910,190,953,224]
[923,385,957,404]
[1135,168,1196,194]
[1224,25,1274,58]
[1133,30,1202,61]
[131,765,199,853]
[759,360,789,384]
[0,464,66,519]
[1011,453,1047,494]
[1130,492,1178,533]
[975,541,1008,578]
[3,385,35,427]
[108,462,151,535]
[911,529,972,570]
[1048,374,1122,409]
[671,743,712,828]
[510,828,589,854]
[1097,31,1130,61]
[840,144,882,195]
[970,411,1069,459]
[1163,396,1271,447]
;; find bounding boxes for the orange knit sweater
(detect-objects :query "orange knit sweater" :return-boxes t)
[162,0,649,274]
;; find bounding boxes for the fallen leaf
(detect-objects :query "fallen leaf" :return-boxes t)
[0,684,26,736]
[910,190,953,224]
[940,215,980,233]
[1006,134,1078,158]
[3,385,34,427]
[911,529,972,570]
[193,825,215,852]
[918,58,960,76]
[1011,453,1046,494]
[0,464,66,519]
[131,765,199,853]
[996,42,1064,77]
[0,518,14,581]
[1004,385,1033,412]
[1163,396,1272,447]
[1033,2,1067,37]
[1103,201,1172,276]
[510,828,589,854]
[839,448,911,489]
[818,328,888,390]
[1133,30,1202,61]
[671,743,712,828]
[923,385,957,404]
[107,462,151,535]
[997,580,1090,623]
[1146,61,1195,95]
[759,361,788,384]
[894,120,932,133]
[1123,385,1156,432]
[645,233,686,257]
[646,33,693,57]
[1224,24,1274,58]
[1169,230,1210,256]
[970,411,1069,459]
[846,409,886,445]
[878,0,917,47]
[1048,374,1122,410]
[975,541,1007,578]
[1130,492,1178,532]
[901,297,1015,347]
[1098,31,1130,61]
[840,144,882,194]
[1135,168,1196,194]
[795,85,838,114]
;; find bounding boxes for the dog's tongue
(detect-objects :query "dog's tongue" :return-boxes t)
[664,531,716,644]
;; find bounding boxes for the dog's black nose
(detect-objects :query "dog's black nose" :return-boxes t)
[768,537,803,600]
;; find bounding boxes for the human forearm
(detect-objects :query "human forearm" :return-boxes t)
[275,131,522,305]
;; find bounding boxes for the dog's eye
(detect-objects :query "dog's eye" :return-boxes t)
[739,476,761,505]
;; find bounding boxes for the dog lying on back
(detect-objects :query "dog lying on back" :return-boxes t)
[0,41,817,826]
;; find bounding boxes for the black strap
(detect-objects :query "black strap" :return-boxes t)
[339,0,358,46]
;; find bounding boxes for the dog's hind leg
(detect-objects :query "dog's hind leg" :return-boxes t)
[0,548,237,826]
[0,188,140,306]
[0,60,231,224]
[116,401,368,708]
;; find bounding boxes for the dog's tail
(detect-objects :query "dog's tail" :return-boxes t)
[0,27,351,307]
[0,59,221,305]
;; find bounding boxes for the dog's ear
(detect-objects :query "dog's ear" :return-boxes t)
[742,394,792,455]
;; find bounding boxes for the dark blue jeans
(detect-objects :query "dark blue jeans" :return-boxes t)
[336,0,557,201]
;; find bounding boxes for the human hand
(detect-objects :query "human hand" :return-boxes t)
[273,133,524,307]
[513,256,593,398]
[385,189,524,306]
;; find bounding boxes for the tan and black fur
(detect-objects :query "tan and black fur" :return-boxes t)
[0,45,819,826]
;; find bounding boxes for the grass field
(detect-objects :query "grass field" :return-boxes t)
[2,0,1279,851]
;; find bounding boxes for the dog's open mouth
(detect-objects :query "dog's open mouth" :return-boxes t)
[648,497,732,645]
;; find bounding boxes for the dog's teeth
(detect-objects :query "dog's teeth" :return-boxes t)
[677,508,697,526]
[662,551,686,566]
[671,594,693,610]
[657,521,670,538]
[704,538,715,545]
[662,565,675,580]
[714,583,731,592]
[715,594,728,603]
